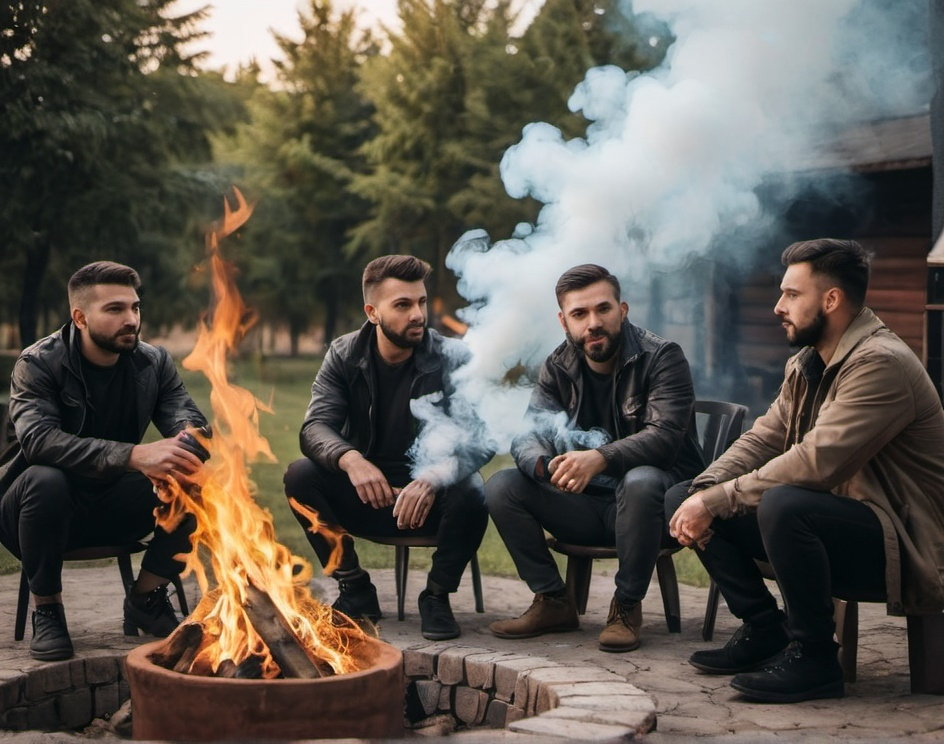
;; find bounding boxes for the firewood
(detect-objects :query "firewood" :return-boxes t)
[147,623,204,670]
[243,583,333,678]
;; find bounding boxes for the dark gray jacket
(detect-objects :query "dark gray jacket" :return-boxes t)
[512,320,705,482]
[300,322,493,487]
[0,323,206,493]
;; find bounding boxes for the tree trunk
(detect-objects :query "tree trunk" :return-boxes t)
[18,236,51,348]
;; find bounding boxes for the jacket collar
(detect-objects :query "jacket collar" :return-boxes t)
[794,307,885,375]
[351,320,440,374]
[556,319,642,379]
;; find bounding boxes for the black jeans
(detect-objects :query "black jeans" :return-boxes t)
[0,465,195,596]
[665,481,886,644]
[283,458,488,593]
[486,465,678,604]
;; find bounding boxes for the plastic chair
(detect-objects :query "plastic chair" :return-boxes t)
[14,542,190,641]
[354,535,484,621]
[547,399,748,633]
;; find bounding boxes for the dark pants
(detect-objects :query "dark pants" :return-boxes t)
[665,481,886,644]
[0,465,194,596]
[486,465,678,604]
[283,458,488,593]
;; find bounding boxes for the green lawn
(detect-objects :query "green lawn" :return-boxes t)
[0,353,710,589]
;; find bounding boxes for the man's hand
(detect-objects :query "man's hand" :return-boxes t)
[338,451,395,508]
[548,449,607,493]
[392,479,436,529]
[129,437,205,482]
[669,490,717,549]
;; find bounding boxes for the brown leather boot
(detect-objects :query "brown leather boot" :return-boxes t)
[598,597,642,652]
[489,593,579,639]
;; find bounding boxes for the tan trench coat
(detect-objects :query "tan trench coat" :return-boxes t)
[694,308,944,616]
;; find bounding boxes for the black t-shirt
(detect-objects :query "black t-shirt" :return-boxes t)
[79,354,139,444]
[577,363,617,441]
[370,348,415,487]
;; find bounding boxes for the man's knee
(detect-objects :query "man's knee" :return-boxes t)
[616,465,672,504]
[283,458,325,498]
[443,473,487,515]
[756,485,812,530]
[16,466,73,512]
[484,468,530,517]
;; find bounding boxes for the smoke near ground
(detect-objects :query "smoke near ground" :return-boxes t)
[411,0,931,477]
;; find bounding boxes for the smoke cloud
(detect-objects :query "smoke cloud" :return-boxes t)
[410,0,931,477]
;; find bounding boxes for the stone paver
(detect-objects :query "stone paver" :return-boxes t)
[0,556,939,740]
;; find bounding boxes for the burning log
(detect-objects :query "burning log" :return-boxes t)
[243,584,334,679]
[147,623,203,670]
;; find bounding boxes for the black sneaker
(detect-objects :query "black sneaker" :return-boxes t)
[123,585,179,637]
[418,589,460,641]
[730,641,844,703]
[30,604,74,661]
[332,575,382,623]
[690,619,789,674]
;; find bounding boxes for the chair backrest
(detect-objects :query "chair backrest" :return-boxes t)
[693,399,749,464]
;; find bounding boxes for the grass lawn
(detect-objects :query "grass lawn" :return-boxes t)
[0,353,710,590]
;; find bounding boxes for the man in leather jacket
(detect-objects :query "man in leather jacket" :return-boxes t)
[283,255,491,641]
[0,261,208,661]
[487,264,704,652]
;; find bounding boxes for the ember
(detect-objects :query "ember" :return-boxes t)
[124,189,404,741]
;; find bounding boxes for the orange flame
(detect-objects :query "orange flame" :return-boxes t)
[154,188,365,678]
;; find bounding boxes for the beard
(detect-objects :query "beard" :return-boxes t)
[379,318,426,350]
[567,327,621,363]
[786,310,826,348]
[87,325,139,355]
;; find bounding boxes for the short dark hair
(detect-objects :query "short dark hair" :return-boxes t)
[780,239,872,308]
[362,255,432,302]
[67,261,141,309]
[555,264,621,308]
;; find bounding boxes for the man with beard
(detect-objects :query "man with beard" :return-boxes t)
[0,261,208,661]
[284,255,491,641]
[667,239,944,703]
[486,264,704,652]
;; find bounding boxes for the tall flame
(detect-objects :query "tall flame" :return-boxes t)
[154,188,365,678]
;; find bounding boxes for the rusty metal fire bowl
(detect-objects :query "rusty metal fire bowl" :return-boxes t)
[124,635,404,741]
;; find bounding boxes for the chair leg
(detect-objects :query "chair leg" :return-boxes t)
[907,613,944,694]
[656,553,681,633]
[394,545,409,621]
[564,556,593,615]
[171,576,190,616]
[702,580,721,642]
[117,553,135,596]
[15,568,30,642]
[834,598,858,683]
[470,554,484,613]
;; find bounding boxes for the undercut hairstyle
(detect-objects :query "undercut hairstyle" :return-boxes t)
[781,239,872,309]
[555,264,621,308]
[67,261,141,310]
[362,255,432,303]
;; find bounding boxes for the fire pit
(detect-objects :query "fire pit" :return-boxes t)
[125,634,404,741]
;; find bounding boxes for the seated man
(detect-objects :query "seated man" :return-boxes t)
[0,261,208,661]
[668,238,944,703]
[284,255,491,641]
[487,264,704,652]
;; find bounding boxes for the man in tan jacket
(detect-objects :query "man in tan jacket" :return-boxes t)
[668,238,944,703]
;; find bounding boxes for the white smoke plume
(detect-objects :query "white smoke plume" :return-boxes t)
[411,0,930,477]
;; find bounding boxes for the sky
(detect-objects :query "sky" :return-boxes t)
[171,0,544,78]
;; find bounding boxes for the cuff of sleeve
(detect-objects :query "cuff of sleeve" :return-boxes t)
[701,481,736,518]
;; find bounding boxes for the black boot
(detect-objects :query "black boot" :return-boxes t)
[690,615,789,674]
[418,589,460,641]
[730,640,844,703]
[30,603,74,661]
[123,585,179,637]
[332,571,382,623]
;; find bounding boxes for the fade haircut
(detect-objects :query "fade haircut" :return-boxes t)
[555,264,621,308]
[781,239,872,309]
[362,255,432,303]
[67,261,141,310]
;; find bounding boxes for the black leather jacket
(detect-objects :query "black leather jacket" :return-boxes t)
[299,322,493,487]
[0,323,206,493]
[512,319,705,483]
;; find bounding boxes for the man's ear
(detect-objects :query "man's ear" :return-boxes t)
[620,301,628,321]
[558,310,567,333]
[823,287,842,315]
[365,302,379,325]
[72,307,87,329]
